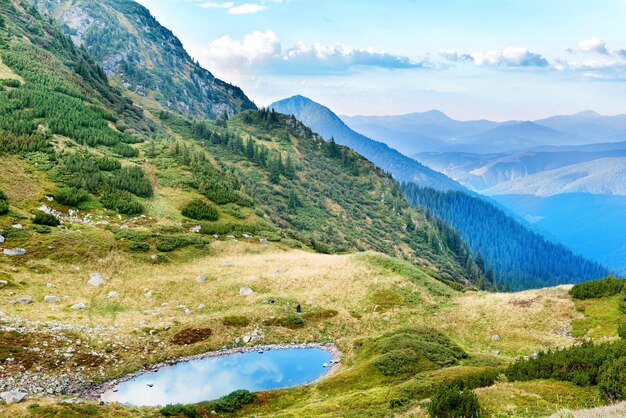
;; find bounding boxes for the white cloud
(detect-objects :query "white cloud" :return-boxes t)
[471,47,549,67]
[197,31,429,74]
[199,30,280,68]
[199,2,235,9]
[578,37,608,54]
[228,3,266,14]
[441,47,548,68]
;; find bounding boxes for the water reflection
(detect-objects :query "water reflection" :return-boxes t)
[101,348,332,406]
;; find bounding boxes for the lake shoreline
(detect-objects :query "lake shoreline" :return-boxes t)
[80,342,341,402]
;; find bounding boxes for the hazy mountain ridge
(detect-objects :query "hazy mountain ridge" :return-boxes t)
[35,0,256,119]
[270,95,465,192]
[484,157,626,196]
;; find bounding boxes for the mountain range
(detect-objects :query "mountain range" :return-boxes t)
[342,110,626,154]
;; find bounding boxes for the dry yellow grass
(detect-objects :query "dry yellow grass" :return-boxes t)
[439,286,580,357]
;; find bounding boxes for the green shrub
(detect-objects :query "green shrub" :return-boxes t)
[375,349,425,376]
[428,384,482,418]
[100,188,144,215]
[223,315,251,327]
[156,235,206,252]
[570,277,626,300]
[107,166,153,197]
[128,241,150,252]
[159,403,198,418]
[598,357,626,402]
[0,190,8,215]
[263,314,305,329]
[1,79,21,88]
[210,389,256,413]
[33,225,52,234]
[619,323,626,339]
[181,200,219,221]
[54,187,90,207]
[33,210,60,226]
[389,397,410,409]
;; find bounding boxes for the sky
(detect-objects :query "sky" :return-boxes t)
[135,0,626,120]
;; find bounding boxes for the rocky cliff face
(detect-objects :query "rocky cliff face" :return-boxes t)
[35,0,256,119]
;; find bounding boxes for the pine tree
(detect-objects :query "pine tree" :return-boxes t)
[284,154,296,180]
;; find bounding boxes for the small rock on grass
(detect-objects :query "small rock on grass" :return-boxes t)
[239,287,254,296]
[87,272,104,287]
[71,303,87,310]
[44,295,61,303]
[0,389,26,404]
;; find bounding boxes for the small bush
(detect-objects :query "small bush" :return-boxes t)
[159,403,199,418]
[263,314,305,329]
[375,349,425,376]
[570,277,626,300]
[389,397,410,409]
[128,241,150,252]
[223,315,251,327]
[211,389,256,413]
[1,79,21,88]
[598,357,626,402]
[170,328,212,345]
[0,190,8,215]
[428,384,482,418]
[33,225,52,234]
[100,188,144,215]
[156,235,206,252]
[181,200,219,221]
[33,210,60,226]
[54,187,90,207]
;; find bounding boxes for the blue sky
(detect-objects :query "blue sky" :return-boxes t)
[136,0,626,120]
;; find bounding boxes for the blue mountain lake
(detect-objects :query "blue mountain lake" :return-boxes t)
[100,347,334,406]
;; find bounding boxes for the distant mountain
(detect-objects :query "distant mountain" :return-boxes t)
[484,157,626,196]
[536,111,626,142]
[449,122,583,153]
[344,110,626,156]
[35,0,256,119]
[270,96,465,191]
[341,111,499,154]
[492,194,626,275]
[417,148,626,191]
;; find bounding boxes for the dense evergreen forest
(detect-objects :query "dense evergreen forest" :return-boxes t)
[401,184,609,290]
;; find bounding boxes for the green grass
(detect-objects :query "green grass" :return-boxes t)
[571,295,625,338]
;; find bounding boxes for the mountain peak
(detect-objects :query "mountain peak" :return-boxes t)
[573,110,602,119]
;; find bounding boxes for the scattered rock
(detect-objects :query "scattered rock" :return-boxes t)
[71,303,87,310]
[305,300,313,306]
[491,350,501,356]
[491,335,501,342]
[11,224,23,229]
[14,297,33,304]
[239,287,254,296]
[87,272,104,287]
[259,238,269,244]
[184,309,192,315]
[3,248,26,256]
[150,254,158,260]
[226,235,235,239]
[189,225,201,233]
[107,291,120,298]
[44,296,61,303]
[212,234,219,239]
[46,283,56,288]
[242,335,252,344]
[242,234,252,239]
[0,235,4,243]
[196,274,207,283]
[0,280,7,288]
[145,291,153,298]
[1,389,26,404]
[197,304,205,309]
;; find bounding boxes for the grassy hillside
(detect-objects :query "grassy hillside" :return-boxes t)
[2,1,625,417]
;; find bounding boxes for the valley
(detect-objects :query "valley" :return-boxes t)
[0,0,625,417]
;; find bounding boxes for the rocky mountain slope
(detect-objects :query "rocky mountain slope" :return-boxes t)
[35,0,256,119]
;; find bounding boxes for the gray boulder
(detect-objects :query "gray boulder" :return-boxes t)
[107,291,120,298]
[196,274,207,283]
[0,234,4,243]
[1,389,26,404]
[239,287,254,296]
[71,303,87,310]
[44,296,61,303]
[259,238,269,245]
[3,248,26,256]
[491,335,501,342]
[87,272,104,287]
[15,297,33,304]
